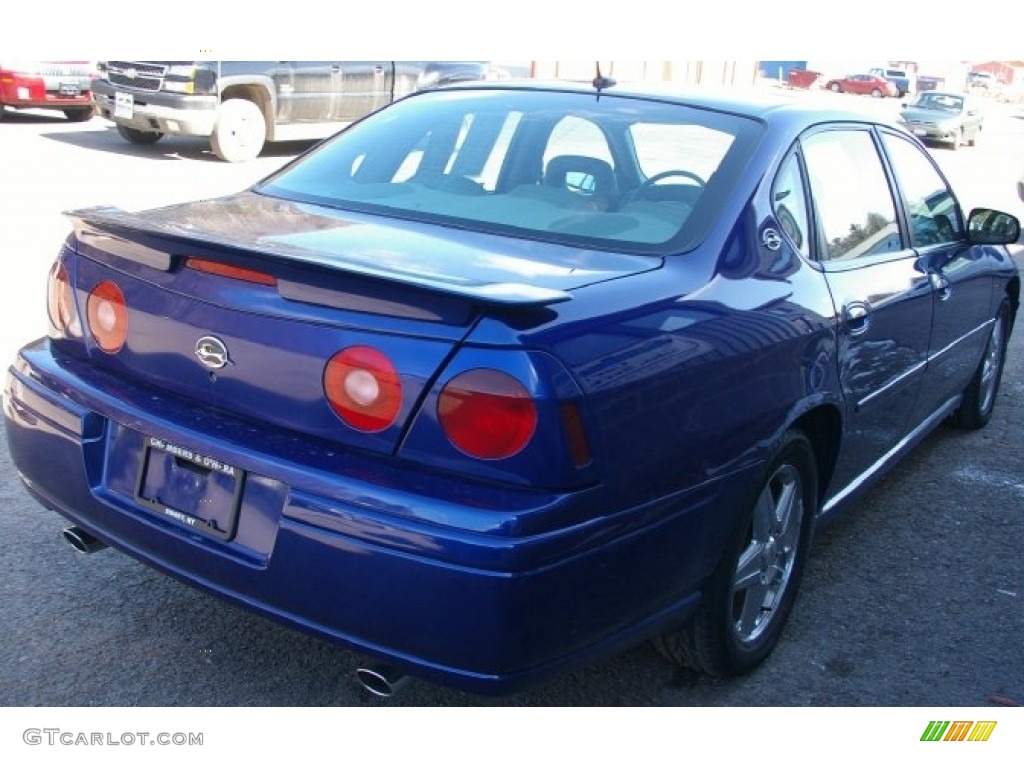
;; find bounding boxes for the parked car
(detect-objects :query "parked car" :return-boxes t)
[5,81,1020,696]
[869,67,915,97]
[92,61,503,162]
[899,91,983,150]
[0,61,95,122]
[967,71,998,92]
[825,73,899,98]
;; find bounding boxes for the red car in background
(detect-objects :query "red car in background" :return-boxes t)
[0,61,95,122]
[825,73,899,98]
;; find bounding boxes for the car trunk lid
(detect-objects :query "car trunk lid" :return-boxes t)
[65,193,659,457]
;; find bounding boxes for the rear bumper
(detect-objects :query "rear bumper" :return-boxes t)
[4,341,741,693]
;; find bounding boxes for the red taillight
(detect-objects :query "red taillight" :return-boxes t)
[324,346,402,432]
[185,257,277,286]
[438,369,537,460]
[47,262,80,336]
[86,281,127,353]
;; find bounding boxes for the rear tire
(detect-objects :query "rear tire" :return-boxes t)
[654,430,817,677]
[829,83,841,93]
[871,88,883,98]
[953,300,1011,430]
[210,99,266,163]
[116,124,164,145]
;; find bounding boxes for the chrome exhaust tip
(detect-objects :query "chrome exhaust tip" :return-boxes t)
[62,526,108,554]
[355,664,409,698]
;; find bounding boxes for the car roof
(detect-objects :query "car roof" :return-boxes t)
[436,79,886,129]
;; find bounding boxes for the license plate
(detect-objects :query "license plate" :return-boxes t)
[913,128,928,136]
[134,437,245,541]
[114,91,133,119]
[59,82,81,97]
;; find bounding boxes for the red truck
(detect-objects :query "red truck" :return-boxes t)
[0,61,95,122]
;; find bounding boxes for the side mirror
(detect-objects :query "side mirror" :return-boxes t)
[967,208,1021,245]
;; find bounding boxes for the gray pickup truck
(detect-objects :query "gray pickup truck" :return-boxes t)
[92,61,501,162]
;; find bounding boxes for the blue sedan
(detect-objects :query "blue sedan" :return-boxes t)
[4,81,1020,695]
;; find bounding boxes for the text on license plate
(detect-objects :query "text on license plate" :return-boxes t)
[135,437,245,541]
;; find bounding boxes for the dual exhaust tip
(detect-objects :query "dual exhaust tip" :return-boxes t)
[62,524,411,697]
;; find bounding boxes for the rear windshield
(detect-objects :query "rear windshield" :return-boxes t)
[259,88,762,254]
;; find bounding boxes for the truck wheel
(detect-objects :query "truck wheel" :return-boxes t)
[116,125,164,145]
[64,107,94,122]
[210,99,266,163]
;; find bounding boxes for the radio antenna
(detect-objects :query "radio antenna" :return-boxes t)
[593,61,616,95]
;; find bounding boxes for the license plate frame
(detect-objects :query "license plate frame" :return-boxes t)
[912,127,928,137]
[134,436,245,541]
[114,91,133,119]
[59,82,81,97]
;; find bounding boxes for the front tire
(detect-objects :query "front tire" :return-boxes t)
[64,106,94,122]
[654,430,817,677]
[871,88,883,98]
[116,124,164,145]
[953,300,1011,429]
[829,83,841,93]
[210,99,266,163]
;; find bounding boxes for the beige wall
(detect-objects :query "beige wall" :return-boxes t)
[530,61,759,86]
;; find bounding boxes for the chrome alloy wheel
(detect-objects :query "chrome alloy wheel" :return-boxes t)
[730,463,804,644]
[978,314,1006,416]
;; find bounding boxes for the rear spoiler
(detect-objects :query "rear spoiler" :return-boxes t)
[66,206,572,307]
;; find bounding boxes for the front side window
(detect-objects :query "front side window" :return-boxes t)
[259,89,762,253]
[881,132,963,247]
[801,129,901,261]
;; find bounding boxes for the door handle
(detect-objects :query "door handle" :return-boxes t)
[842,301,871,336]
[929,271,951,301]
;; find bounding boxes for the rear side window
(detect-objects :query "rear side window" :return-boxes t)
[801,129,901,261]
[881,132,963,247]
